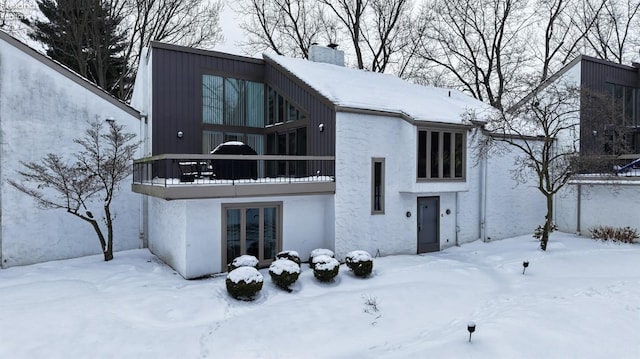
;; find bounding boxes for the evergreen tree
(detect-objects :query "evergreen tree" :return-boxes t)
[23,0,127,98]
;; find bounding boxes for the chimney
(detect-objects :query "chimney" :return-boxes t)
[308,44,345,66]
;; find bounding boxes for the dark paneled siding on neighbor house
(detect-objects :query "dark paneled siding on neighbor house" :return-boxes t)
[580,56,640,90]
[579,56,640,155]
[265,62,336,157]
[151,43,265,155]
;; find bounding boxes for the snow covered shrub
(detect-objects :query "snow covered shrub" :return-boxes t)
[226,267,264,300]
[533,223,558,239]
[308,248,334,269]
[345,250,373,277]
[228,255,259,272]
[589,226,639,243]
[276,250,301,266]
[269,259,301,291]
[312,255,340,282]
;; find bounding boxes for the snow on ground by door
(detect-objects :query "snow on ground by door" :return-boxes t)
[0,232,638,358]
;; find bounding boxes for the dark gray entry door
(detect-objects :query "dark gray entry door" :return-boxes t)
[417,197,439,253]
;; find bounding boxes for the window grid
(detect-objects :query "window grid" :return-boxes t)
[418,129,465,180]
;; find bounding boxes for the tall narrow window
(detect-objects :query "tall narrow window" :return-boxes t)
[372,158,385,214]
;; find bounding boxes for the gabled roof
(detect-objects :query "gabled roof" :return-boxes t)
[0,30,139,118]
[264,53,491,125]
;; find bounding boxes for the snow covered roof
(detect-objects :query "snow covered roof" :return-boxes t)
[264,53,492,125]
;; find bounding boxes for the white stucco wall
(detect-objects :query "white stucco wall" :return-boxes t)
[148,194,334,278]
[334,112,475,259]
[556,182,640,234]
[0,38,142,267]
[333,110,546,258]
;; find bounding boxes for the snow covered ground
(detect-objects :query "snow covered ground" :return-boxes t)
[1,232,638,358]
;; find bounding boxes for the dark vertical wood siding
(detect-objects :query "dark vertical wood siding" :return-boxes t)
[579,57,640,154]
[151,45,265,155]
[265,63,336,157]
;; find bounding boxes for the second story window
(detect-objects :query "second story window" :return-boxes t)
[202,75,264,128]
[267,86,306,126]
[417,129,465,180]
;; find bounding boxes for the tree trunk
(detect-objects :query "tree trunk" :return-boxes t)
[540,194,554,251]
[88,218,113,261]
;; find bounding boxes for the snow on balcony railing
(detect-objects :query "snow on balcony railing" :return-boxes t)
[133,154,335,187]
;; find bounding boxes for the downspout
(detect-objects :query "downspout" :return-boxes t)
[479,145,488,242]
[0,57,3,267]
[455,192,460,246]
[139,114,149,249]
[576,183,581,235]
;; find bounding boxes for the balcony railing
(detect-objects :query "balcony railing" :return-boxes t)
[132,154,335,199]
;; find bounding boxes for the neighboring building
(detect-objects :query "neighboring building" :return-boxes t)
[0,30,144,267]
[517,55,640,236]
[131,42,545,279]
[517,55,640,162]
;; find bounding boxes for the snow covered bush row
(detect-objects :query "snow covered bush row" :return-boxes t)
[226,249,374,299]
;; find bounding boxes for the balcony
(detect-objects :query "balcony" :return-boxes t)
[132,154,336,199]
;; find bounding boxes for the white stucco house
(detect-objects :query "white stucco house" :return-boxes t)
[0,30,144,267]
[130,42,545,279]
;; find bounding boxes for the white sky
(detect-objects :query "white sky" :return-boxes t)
[213,0,247,56]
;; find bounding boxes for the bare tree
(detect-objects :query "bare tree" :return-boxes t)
[414,0,532,111]
[236,0,335,58]
[320,0,415,72]
[0,0,25,32]
[105,0,224,100]
[472,80,581,250]
[584,0,640,64]
[534,0,606,81]
[9,120,139,262]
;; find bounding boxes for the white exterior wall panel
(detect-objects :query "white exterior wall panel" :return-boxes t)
[147,194,333,278]
[0,37,142,267]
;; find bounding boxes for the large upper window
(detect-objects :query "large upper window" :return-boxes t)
[203,75,264,128]
[417,129,465,180]
[604,83,640,154]
[267,86,306,126]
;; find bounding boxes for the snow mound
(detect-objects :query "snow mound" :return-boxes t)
[313,255,340,271]
[346,250,372,263]
[227,266,263,284]
[269,259,301,275]
[231,255,259,269]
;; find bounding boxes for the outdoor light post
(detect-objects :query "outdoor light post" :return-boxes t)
[467,322,476,343]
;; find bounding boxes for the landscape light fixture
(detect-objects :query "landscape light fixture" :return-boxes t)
[522,261,529,275]
[467,322,476,342]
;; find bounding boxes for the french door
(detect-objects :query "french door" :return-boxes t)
[222,202,282,270]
